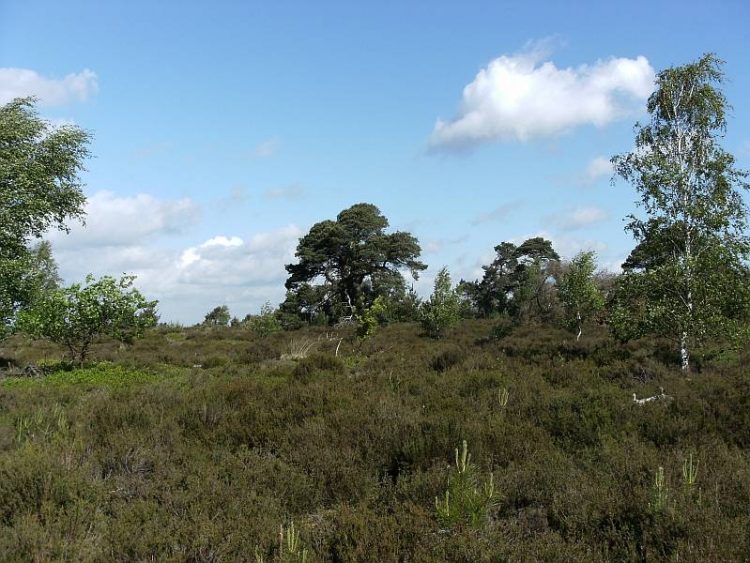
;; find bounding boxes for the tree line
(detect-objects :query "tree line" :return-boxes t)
[2,54,748,370]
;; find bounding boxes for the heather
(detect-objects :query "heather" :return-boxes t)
[1,320,748,562]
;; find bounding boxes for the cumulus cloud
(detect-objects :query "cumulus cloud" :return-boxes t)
[548,206,609,231]
[582,156,614,185]
[172,226,302,289]
[0,68,98,106]
[131,224,302,322]
[48,190,199,249]
[48,189,302,323]
[600,257,626,274]
[39,188,310,322]
[429,43,655,150]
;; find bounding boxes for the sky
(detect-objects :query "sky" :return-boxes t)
[2,0,749,323]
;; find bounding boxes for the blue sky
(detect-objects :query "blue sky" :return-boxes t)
[2,0,749,323]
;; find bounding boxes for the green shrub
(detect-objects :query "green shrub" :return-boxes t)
[16,274,157,364]
[356,296,387,339]
[238,340,278,364]
[420,268,461,338]
[244,303,283,337]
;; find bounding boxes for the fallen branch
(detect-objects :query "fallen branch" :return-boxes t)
[633,387,672,405]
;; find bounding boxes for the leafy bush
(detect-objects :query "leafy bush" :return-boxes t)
[420,267,461,338]
[244,302,283,337]
[203,305,231,326]
[16,274,157,364]
[356,296,387,339]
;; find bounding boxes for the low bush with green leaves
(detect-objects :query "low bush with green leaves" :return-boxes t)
[16,274,157,364]
[420,267,461,338]
[244,302,284,337]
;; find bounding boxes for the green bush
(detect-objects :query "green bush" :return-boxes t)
[420,267,461,338]
[16,274,157,364]
[244,302,283,337]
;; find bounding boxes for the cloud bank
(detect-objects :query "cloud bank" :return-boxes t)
[0,68,98,106]
[430,45,654,150]
[47,191,302,323]
[49,191,199,249]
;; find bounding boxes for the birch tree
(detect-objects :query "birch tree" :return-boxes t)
[420,267,461,338]
[558,251,604,341]
[611,54,750,370]
[0,98,90,336]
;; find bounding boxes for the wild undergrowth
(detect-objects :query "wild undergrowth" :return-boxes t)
[0,320,748,561]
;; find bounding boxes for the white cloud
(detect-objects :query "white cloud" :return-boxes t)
[429,43,654,150]
[171,225,302,289]
[48,190,199,249]
[48,188,302,323]
[200,236,244,249]
[582,156,613,185]
[600,257,626,274]
[38,188,310,322]
[0,68,98,106]
[136,224,303,322]
[548,206,609,231]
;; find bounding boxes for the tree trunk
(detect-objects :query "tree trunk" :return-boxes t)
[676,98,694,373]
[680,331,690,372]
[576,310,582,342]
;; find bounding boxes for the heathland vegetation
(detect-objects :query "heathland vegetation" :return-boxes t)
[1,54,750,561]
